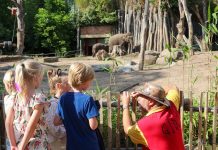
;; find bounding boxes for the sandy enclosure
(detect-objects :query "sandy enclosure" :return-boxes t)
[0,52,218,99]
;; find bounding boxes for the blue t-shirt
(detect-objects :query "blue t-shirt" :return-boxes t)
[56,92,100,150]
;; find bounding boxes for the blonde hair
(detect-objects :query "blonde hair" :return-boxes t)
[3,69,16,94]
[68,63,94,88]
[47,69,68,96]
[15,60,43,96]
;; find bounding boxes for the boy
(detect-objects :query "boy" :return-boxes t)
[54,62,100,150]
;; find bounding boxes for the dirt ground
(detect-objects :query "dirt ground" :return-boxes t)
[1,51,218,99]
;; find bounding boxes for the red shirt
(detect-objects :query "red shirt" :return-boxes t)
[137,101,184,150]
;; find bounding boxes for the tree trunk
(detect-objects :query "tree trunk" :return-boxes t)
[12,0,25,55]
[176,0,185,48]
[138,0,149,70]
[181,0,194,54]
[202,0,208,51]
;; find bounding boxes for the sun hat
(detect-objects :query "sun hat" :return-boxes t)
[138,83,170,107]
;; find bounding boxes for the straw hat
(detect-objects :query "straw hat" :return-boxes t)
[138,83,170,107]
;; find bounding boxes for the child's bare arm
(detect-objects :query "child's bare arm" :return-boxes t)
[89,117,98,130]
[54,114,63,126]
[5,108,17,149]
[18,104,43,150]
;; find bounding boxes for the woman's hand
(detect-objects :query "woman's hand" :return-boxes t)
[121,91,130,106]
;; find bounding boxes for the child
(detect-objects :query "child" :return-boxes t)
[45,69,71,150]
[3,69,16,115]
[5,60,50,150]
[54,62,100,150]
[3,69,16,150]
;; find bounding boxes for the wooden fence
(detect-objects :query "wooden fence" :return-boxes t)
[0,94,6,150]
[0,91,218,150]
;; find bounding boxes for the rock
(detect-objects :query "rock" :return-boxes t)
[144,54,158,65]
[143,50,160,65]
[159,49,183,60]
[0,55,31,62]
[144,50,160,56]
[117,66,133,73]
[91,64,110,72]
[124,60,137,66]
[156,48,184,65]
[43,57,59,63]
[156,57,167,65]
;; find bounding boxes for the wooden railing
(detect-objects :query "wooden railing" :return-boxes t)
[0,91,218,150]
[0,94,6,150]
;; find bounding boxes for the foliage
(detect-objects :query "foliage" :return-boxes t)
[86,79,109,98]
[0,0,15,54]
[183,95,218,146]
[102,106,136,147]
[201,4,218,50]
[0,80,5,95]
[24,0,44,53]
[103,57,122,91]
[94,79,109,95]
[34,0,76,56]
[75,0,117,26]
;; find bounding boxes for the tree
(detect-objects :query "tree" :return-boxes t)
[0,0,14,43]
[34,0,75,56]
[74,0,117,26]
[11,0,25,55]
[24,0,44,54]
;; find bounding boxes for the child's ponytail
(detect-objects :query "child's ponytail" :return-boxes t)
[47,69,67,96]
[15,60,43,96]
[15,63,26,93]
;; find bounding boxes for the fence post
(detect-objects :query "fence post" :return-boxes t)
[189,91,193,150]
[131,96,137,150]
[212,92,218,150]
[0,93,6,150]
[197,92,203,149]
[180,91,184,142]
[99,93,104,134]
[203,92,208,150]
[116,93,120,149]
[107,92,112,150]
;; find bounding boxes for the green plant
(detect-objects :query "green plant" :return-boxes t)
[0,80,5,95]
[183,94,218,147]
[201,4,218,51]
[76,0,117,26]
[34,0,76,56]
[103,57,122,91]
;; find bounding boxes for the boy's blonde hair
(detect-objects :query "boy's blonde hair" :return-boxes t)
[15,60,43,96]
[68,63,94,88]
[3,69,15,94]
[47,69,68,96]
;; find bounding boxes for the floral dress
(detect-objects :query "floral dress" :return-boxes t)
[11,93,50,150]
[44,97,66,150]
[3,93,16,115]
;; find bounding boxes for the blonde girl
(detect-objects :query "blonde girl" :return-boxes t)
[3,69,16,115]
[5,60,50,150]
[45,69,70,150]
[3,69,16,150]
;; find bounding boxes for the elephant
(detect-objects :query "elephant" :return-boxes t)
[95,49,110,61]
[92,43,109,57]
[108,32,133,54]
